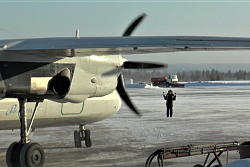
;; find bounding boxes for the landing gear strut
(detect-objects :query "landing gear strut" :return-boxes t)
[74,125,92,148]
[6,98,45,167]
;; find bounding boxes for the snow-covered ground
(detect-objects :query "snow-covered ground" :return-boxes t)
[225,159,250,167]
[0,86,250,167]
[126,80,250,88]
[179,80,250,87]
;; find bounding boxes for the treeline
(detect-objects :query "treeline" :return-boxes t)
[123,69,250,83]
[176,69,250,82]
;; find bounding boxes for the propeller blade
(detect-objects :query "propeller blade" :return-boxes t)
[122,13,147,36]
[116,74,142,116]
[116,13,159,116]
[124,61,167,69]
[102,61,167,76]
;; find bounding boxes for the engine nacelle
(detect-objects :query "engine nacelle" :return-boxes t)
[49,68,71,97]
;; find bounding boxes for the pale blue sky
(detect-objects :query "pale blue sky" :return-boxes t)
[1,0,250,64]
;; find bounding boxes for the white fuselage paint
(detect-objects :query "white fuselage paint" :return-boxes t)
[0,51,123,130]
[0,90,121,130]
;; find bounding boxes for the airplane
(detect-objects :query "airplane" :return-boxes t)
[1,13,250,167]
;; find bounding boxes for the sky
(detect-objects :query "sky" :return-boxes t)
[1,0,250,64]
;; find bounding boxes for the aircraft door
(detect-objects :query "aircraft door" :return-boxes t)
[61,102,84,115]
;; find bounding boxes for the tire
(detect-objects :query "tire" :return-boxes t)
[85,129,92,148]
[20,142,45,167]
[6,142,22,167]
[193,164,203,167]
[74,130,82,148]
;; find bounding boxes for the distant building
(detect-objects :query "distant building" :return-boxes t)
[124,78,133,84]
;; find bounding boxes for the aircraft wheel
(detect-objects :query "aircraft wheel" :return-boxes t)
[6,142,22,167]
[74,130,82,148]
[193,164,203,167]
[20,142,45,167]
[85,129,92,148]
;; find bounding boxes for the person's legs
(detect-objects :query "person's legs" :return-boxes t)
[166,106,169,117]
[170,106,173,117]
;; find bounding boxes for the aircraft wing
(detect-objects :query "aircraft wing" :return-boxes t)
[1,36,250,57]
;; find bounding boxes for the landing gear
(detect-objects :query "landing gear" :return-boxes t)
[6,142,22,167]
[20,143,45,167]
[193,164,203,167]
[6,98,45,167]
[74,125,92,148]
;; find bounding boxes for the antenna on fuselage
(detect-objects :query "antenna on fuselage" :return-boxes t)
[76,30,79,38]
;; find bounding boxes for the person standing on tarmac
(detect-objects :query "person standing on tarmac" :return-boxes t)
[163,89,176,118]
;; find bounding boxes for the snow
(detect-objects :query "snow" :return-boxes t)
[225,159,250,167]
[1,85,250,166]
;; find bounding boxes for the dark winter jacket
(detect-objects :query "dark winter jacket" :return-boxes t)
[163,93,176,106]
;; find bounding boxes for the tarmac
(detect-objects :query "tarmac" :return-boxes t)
[0,86,250,167]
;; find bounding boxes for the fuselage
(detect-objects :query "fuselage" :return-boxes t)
[0,90,121,130]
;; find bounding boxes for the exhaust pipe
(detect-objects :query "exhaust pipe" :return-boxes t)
[49,68,71,96]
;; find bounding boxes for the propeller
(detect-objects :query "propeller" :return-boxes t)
[116,74,141,116]
[103,61,166,76]
[115,13,167,116]
[122,13,147,36]
[123,61,167,69]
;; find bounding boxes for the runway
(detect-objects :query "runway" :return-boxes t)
[0,86,250,167]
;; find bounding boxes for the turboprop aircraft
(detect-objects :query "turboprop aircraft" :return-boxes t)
[2,13,250,167]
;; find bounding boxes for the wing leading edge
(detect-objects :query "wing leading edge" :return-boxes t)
[1,36,250,57]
